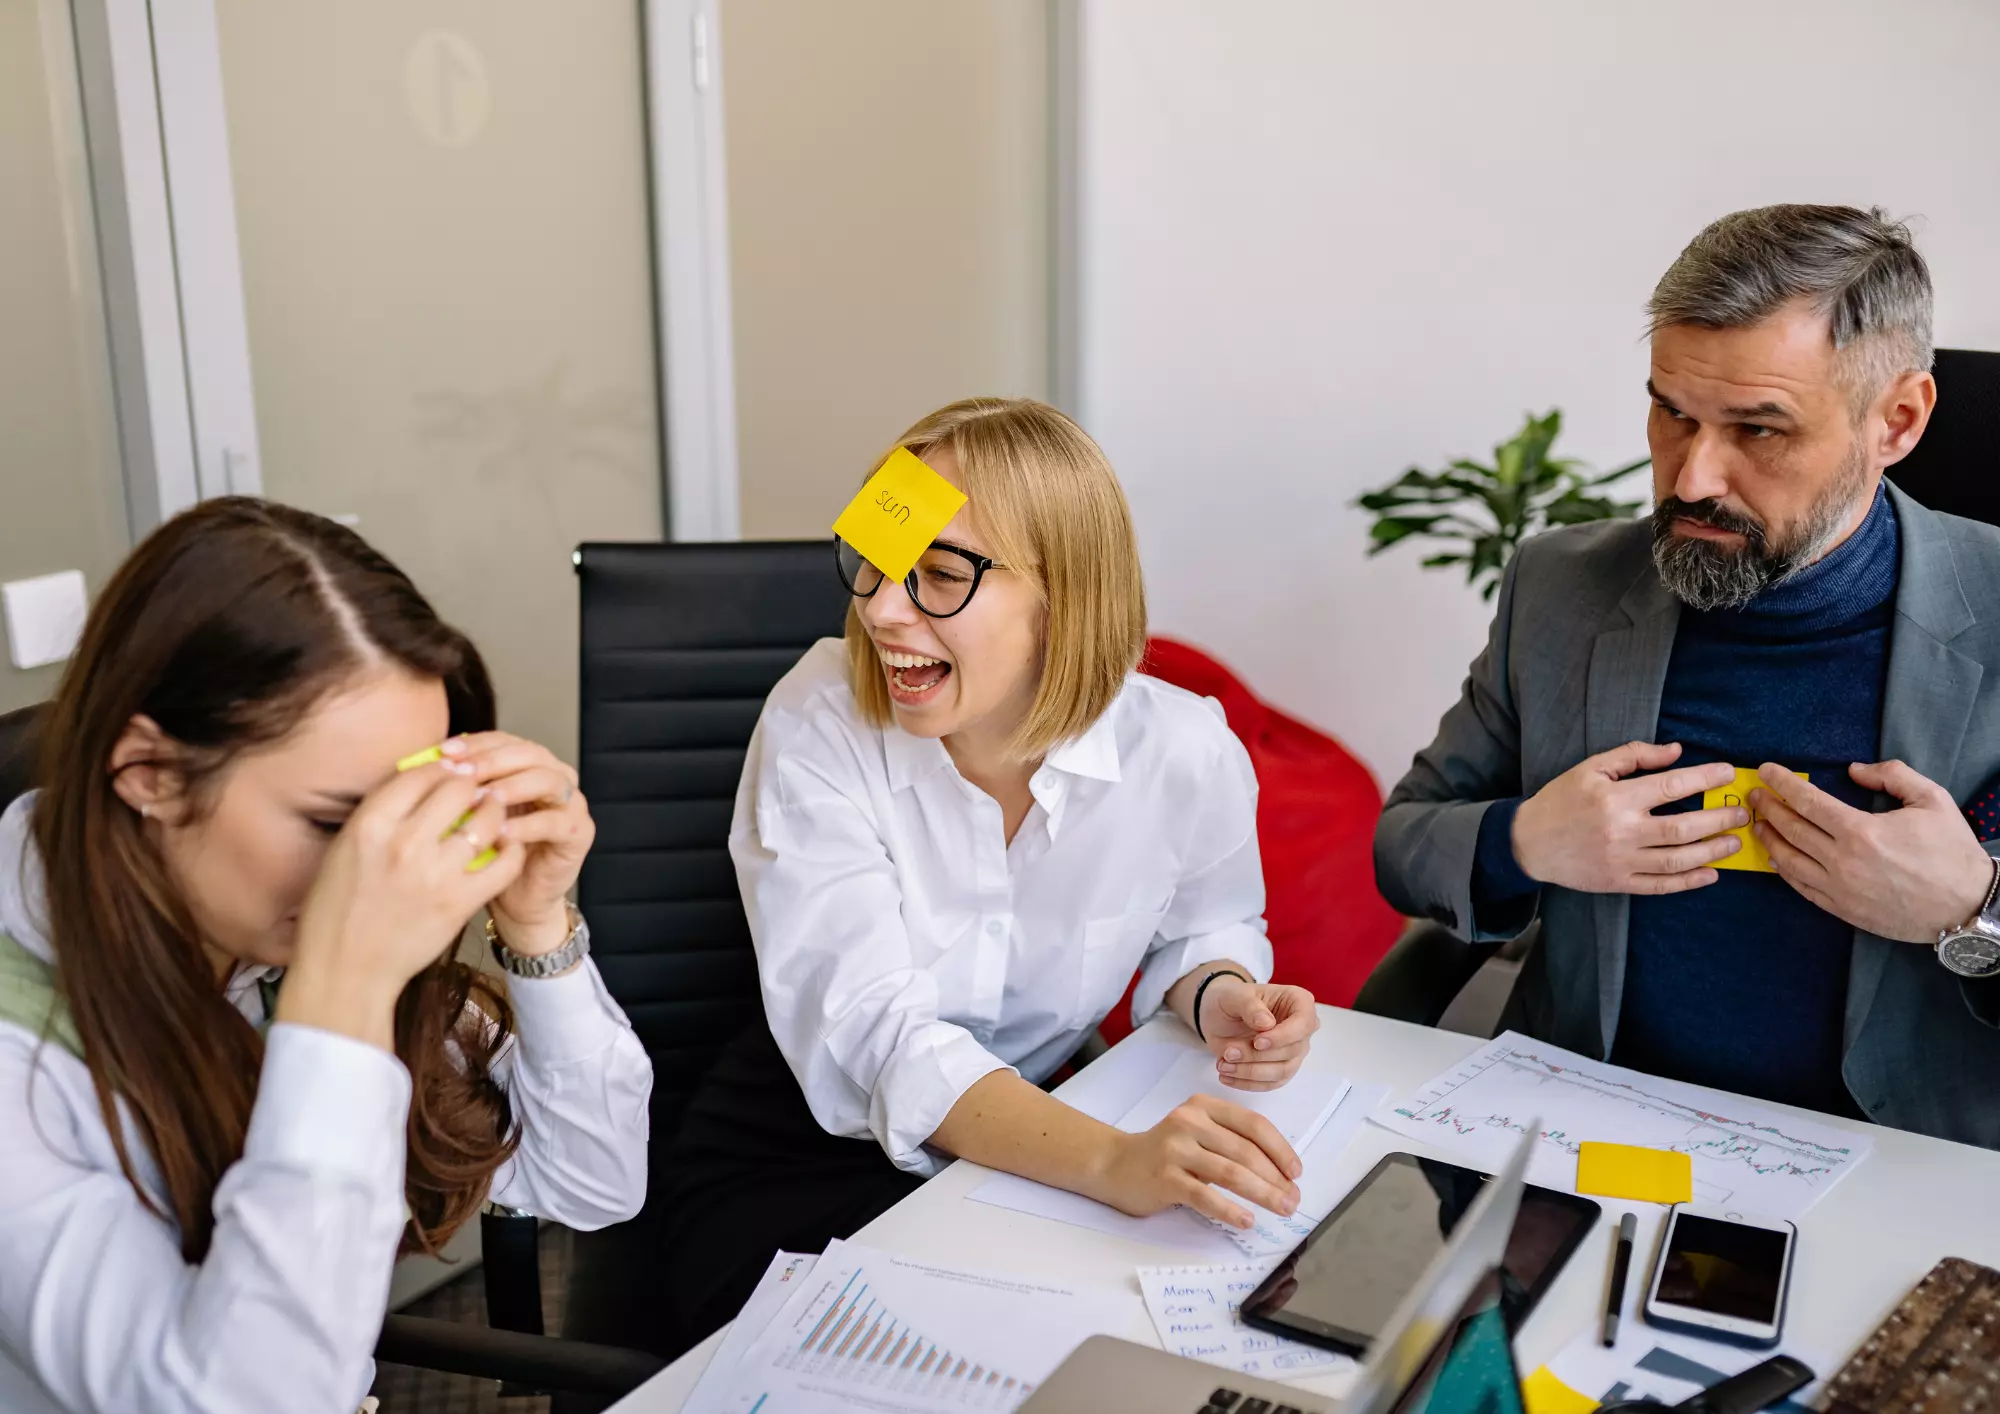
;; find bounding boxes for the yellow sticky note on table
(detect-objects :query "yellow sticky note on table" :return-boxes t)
[1702,766,1805,873]
[1522,1367,1601,1414]
[831,447,968,582]
[1576,1141,1693,1205]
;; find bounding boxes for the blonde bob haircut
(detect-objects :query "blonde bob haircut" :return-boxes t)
[844,397,1147,762]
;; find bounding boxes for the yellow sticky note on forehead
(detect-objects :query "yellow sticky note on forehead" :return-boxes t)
[831,447,968,582]
[1702,766,1806,874]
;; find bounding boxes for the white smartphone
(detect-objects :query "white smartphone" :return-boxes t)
[1642,1203,1796,1349]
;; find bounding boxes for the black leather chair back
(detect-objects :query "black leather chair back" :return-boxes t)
[573,540,849,1139]
[1893,348,2000,527]
[0,705,44,815]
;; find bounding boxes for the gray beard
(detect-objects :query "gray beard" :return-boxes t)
[1650,444,1870,611]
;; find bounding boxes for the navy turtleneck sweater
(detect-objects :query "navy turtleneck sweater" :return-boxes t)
[1475,485,1900,1115]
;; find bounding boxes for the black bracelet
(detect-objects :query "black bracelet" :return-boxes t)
[1192,968,1251,1042]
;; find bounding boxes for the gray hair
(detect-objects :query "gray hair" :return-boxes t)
[1647,204,1933,410]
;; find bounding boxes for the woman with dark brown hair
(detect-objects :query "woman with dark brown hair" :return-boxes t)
[0,498,651,1414]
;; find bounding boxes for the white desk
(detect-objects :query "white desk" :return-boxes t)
[610,1006,2000,1412]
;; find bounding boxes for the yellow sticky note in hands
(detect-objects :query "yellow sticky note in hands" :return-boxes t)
[831,447,969,583]
[397,743,498,872]
[1702,766,1806,873]
[1576,1141,1693,1205]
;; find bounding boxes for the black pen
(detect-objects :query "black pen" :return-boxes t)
[1602,1212,1637,1346]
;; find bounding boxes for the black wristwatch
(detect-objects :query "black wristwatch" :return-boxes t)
[1936,856,2000,979]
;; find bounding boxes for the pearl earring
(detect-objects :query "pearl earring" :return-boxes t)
[138,804,151,819]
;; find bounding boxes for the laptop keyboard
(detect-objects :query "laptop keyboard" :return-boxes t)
[1198,1389,1307,1414]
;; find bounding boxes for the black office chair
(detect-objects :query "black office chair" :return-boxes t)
[1891,348,2000,526]
[1351,919,1537,1032]
[551,540,850,1402]
[0,704,41,813]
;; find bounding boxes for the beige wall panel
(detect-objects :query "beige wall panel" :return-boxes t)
[214,0,664,764]
[723,0,1051,537]
[0,0,131,711]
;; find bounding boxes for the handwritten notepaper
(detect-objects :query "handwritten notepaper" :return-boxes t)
[1704,766,1806,873]
[1137,1263,1354,1382]
[830,446,968,581]
[1217,1204,1325,1262]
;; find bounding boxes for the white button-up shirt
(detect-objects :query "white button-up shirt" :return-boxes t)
[0,794,653,1414]
[731,639,1272,1175]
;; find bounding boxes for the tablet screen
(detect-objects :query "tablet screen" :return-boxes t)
[1240,1153,1601,1354]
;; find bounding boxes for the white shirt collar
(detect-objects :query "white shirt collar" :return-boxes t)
[877,695,1125,796]
[1043,704,1123,785]
[881,726,955,793]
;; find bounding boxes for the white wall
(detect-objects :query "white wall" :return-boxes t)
[1077,0,2000,789]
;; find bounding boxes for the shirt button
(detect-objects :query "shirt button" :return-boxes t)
[986,920,1004,936]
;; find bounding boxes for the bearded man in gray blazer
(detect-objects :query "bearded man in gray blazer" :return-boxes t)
[1376,204,2000,1149]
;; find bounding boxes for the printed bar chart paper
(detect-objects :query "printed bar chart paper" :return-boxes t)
[1374,1032,1871,1219]
[682,1252,820,1414]
[714,1239,1127,1413]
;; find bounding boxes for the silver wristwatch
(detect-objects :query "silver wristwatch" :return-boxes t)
[1936,857,2000,979]
[486,903,590,979]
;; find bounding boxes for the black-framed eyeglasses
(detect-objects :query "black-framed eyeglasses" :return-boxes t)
[835,537,1000,619]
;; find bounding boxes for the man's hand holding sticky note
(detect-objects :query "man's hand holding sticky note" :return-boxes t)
[1576,1141,1693,1205]
[1703,765,1806,873]
[831,446,968,583]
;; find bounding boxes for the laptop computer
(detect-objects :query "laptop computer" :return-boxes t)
[1020,1124,1537,1414]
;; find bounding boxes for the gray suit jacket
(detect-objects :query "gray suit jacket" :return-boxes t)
[1375,482,2000,1149]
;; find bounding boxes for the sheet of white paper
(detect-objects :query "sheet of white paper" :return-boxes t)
[965,1080,1391,1259]
[1543,1321,1832,1410]
[681,1251,820,1414]
[1120,1045,1351,1149]
[1049,1038,1184,1125]
[1138,1261,1355,1382]
[711,1239,1126,1413]
[1373,1031,1873,1219]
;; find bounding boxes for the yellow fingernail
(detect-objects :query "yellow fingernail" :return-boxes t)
[397,745,443,772]
[466,847,500,873]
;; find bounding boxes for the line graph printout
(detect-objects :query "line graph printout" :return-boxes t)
[1374,1032,1871,1219]
[715,1239,1126,1414]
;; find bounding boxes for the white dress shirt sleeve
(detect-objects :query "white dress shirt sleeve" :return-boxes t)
[734,710,1012,1174]
[1130,711,1273,1025]
[486,957,652,1228]
[0,1022,412,1414]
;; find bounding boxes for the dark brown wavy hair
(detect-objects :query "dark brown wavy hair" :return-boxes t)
[31,497,520,1261]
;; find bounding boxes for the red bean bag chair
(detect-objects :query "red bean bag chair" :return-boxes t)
[1095,637,1405,1043]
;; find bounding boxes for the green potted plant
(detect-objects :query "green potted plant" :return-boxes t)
[1357,409,1650,599]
